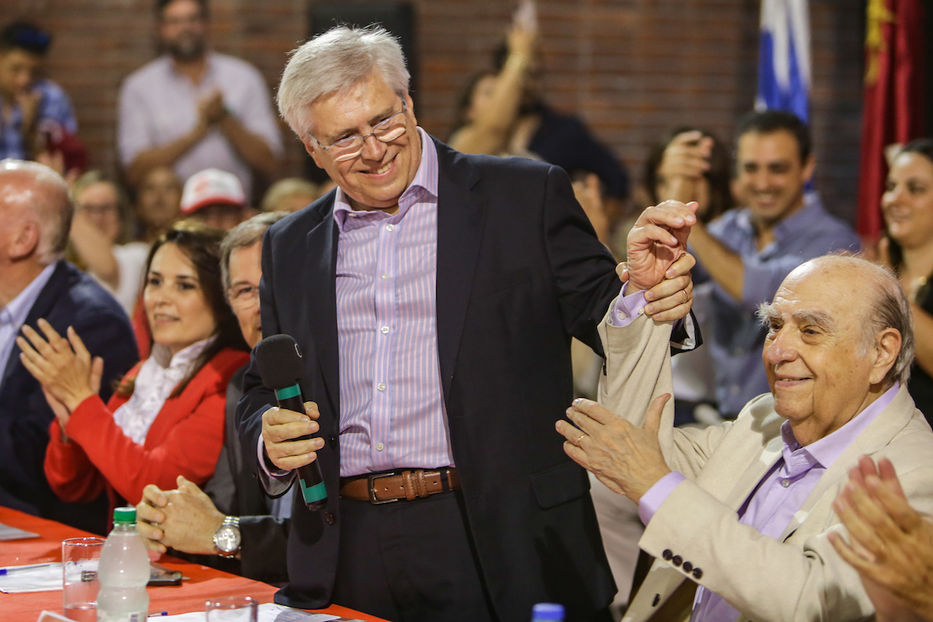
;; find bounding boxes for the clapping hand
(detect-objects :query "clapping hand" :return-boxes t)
[17,319,102,423]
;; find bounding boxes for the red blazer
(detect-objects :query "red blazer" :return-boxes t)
[44,348,249,506]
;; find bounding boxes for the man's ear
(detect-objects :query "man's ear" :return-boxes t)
[7,221,40,260]
[869,328,902,386]
[404,92,417,126]
[801,154,816,185]
[300,137,323,169]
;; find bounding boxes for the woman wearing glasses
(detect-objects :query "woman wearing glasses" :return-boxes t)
[18,220,249,521]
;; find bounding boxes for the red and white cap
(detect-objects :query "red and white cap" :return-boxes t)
[180,168,246,215]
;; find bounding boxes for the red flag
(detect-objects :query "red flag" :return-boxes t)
[856,0,924,240]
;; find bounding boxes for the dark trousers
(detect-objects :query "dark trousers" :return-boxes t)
[332,491,497,622]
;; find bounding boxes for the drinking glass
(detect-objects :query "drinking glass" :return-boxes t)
[205,595,258,621]
[61,537,104,622]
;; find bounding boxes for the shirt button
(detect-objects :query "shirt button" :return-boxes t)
[381,326,389,334]
[386,224,395,232]
[377,383,386,391]
[781,479,791,488]
[381,274,389,280]
[376,442,385,451]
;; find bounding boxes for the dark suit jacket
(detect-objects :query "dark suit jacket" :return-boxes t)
[0,261,137,533]
[202,366,288,583]
[238,138,621,620]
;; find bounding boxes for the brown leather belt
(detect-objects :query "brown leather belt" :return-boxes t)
[339,468,460,504]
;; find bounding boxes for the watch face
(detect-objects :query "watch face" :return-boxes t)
[213,525,240,553]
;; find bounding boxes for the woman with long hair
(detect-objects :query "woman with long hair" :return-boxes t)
[18,220,249,520]
[881,138,933,424]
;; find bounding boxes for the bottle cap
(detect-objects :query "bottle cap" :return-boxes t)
[113,506,137,524]
[532,603,564,620]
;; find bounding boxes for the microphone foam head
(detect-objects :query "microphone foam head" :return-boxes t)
[254,334,303,389]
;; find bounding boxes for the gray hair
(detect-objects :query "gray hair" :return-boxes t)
[219,211,288,291]
[276,25,410,139]
[0,159,72,264]
[861,260,914,386]
[756,254,914,387]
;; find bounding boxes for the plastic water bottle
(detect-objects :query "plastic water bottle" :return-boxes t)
[96,507,149,621]
[531,602,565,622]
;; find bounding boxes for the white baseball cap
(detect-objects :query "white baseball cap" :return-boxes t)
[180,168,246,215]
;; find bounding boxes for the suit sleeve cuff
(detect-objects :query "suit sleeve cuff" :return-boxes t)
[608,282,649,327]
[638,471,686,526]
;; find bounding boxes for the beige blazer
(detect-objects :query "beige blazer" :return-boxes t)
[598,310,933,622]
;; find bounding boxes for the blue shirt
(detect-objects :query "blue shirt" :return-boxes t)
[698,195,861,416]
[0,79,78,159]
[0,262,56,383]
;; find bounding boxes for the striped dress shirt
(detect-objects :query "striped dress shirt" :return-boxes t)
[332,129,454,477]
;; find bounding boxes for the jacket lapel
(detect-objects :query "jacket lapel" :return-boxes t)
[433,140,485,400]
[300,201,341,423]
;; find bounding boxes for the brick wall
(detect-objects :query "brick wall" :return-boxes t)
[1,0,865,222]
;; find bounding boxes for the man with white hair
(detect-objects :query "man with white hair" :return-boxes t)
[0,159,137,533]
[238,25,697,622]
[561,254,933,621]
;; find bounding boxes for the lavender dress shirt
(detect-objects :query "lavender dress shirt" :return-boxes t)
[638,384,899,622]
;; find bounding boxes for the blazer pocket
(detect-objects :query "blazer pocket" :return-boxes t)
[530,460,590,509]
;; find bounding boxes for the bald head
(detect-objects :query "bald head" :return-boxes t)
[0,159,73,265]
[798,255,913,386]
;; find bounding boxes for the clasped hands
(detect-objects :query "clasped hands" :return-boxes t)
[137,475,225,555]
[622,199,697,322]
[17,319,102,428]
[556,200,694,501]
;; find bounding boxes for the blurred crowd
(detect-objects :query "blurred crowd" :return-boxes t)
[2,1,933,621]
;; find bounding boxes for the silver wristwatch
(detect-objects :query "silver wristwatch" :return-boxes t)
[212,515,241,558]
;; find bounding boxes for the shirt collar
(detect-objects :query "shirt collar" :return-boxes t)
[0,261,58,331]
[771,192,823,240]
[735,192,824,245]
[149,336,212,370]
[779,382,900,473]
[334,127,437,232]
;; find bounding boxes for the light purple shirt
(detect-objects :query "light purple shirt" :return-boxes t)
[332,129,453,476]
[638,384,899,621]
[117,52,283,198]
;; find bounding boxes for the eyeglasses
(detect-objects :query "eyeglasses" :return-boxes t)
[309,99,408,162]
[227,284,259,310]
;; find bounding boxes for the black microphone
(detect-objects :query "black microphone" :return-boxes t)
[254,334,327,511]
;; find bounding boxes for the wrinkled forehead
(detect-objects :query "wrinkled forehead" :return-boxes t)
[306,72,402,137]
[772,263,864,323]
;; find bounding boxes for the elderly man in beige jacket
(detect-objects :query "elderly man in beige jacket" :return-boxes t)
[559,254,933,622]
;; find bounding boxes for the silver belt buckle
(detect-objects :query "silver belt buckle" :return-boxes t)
[367,471,399,504]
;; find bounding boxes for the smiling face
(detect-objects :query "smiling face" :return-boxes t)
[882,151,933,251]
[736,130,814,230]
[144,241,217,355]
[301,70,421,213]
[761,260,899,445]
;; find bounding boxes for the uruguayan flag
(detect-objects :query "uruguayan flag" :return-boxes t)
[756,0,811,122]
